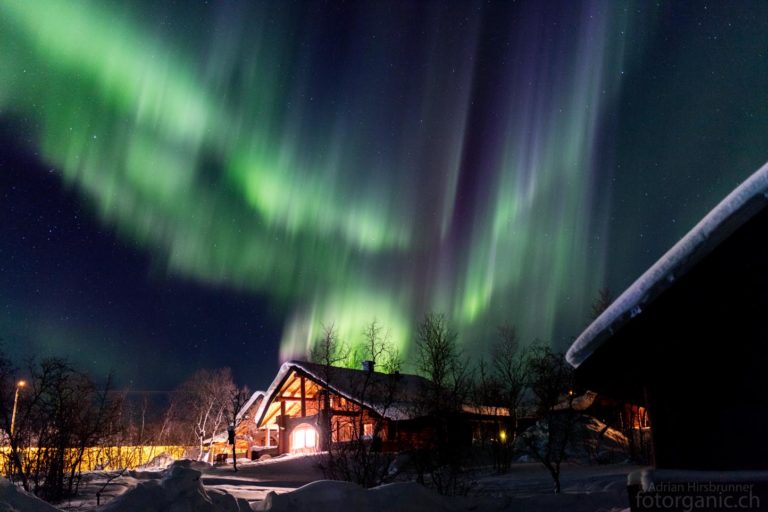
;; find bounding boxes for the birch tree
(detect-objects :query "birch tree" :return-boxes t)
[175,368,237,461]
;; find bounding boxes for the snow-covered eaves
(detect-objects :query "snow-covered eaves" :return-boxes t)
[567,161,768,368]
[254,360,434,426]
[252,363,291,427]
[236,389,265,422]
[203,390,265,444]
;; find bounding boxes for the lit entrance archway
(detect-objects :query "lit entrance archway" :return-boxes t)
[291,423,317,452]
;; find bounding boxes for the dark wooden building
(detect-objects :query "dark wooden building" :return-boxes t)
[556,391,649,432]
[567,162,768,508]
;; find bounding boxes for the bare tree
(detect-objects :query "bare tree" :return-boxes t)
[322,341,402,486]
[352,319,402,374]
[224,384,251,472]
[174,368,237,462]
[309,323,349,368]
[490,324,529,471]
[472,357,502,439]
[354,319,387,367]
[309,324,349,451]
[521,346,578,494]
[413,313,472,495]
[3,356,122,503]
[312,320,406,487]
[415,313,461,395]
[155,396,191,447]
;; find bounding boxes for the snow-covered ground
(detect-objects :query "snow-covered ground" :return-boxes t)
[472,462,636,511]
[200,454,326,503]
[1,455,639,512]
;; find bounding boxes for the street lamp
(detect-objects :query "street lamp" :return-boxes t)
[10,380,25,436]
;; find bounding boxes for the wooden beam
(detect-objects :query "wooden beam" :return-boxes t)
[279,400,287,454]
[330,409,363,417]
[301,376,306,418]
[277,394,318,401]
[262,403,281,426]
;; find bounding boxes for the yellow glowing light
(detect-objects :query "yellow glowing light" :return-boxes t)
[17,380,26,388]
[499,430,507,443]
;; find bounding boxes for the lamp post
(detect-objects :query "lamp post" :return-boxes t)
[10,380,25,436]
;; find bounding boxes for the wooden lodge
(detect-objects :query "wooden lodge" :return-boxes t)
[245,360,509,456]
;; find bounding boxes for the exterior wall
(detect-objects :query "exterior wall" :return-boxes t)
[272,403,499,455]
[381,415,480,452]
[267,382,392,454]
[578,205,768,470]
[275,400,388,454]
[330,408,383,443]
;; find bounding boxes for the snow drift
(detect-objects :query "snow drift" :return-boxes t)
[256,480,457,512]
[0,479,60,512]
[99,460,250,512]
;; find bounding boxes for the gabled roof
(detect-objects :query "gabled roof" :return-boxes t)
[567,161,768,368]
[237,390,265,422]
[204,390,266,444]
[254,360,434,426]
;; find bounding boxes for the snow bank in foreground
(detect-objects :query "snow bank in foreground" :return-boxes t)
[254,476,631,512]
[256,480,457,512]
[99,460,250,512]
[0,479,60,512]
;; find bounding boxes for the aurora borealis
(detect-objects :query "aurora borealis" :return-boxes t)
[2,1,768,388]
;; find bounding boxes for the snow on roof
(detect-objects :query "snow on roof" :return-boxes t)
[204,390,265,443]
[236,389,265,422]
[254,360,434,425]
[567,161,768,368]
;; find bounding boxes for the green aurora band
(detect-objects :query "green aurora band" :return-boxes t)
[0,1,647,360]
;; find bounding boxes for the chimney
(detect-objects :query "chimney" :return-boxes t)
[362,360,375,373]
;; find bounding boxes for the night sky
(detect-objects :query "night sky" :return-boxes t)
[1,1,768,391]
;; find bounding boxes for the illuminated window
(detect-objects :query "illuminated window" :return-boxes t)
[363,423,373,438]
[291,424,317,451]
[333,419,354,442]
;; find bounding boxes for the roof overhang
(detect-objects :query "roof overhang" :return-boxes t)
[236,390,265,422]
[567,161,768,368]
